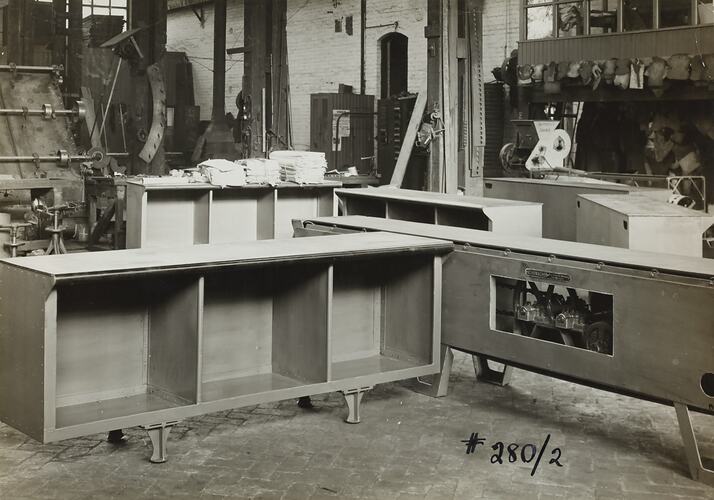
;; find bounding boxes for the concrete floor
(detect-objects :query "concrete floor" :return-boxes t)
[0,352,712,499]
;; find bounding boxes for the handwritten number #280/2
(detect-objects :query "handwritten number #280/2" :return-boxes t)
[491,440,563,476]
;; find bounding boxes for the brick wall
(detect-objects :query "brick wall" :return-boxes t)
[286,0,428,149]
[167,0,520,148]
[482,0,520,81]
[166,2,245,121]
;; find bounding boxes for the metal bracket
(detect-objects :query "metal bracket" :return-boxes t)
[432,345,454,398]
[674,403,714,486]
[341,387,372,424]
[192,6,206,27]
[473,355,513,386]
[143,421,179,464]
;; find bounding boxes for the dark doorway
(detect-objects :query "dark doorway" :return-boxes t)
[380,32,408,98]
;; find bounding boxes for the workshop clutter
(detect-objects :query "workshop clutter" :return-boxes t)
[199,159,247,187]
[240,158,281,185]
[195,154,327,187]
[269,151,328,184]
[511,52,714,96]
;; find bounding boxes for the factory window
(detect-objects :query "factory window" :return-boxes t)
[380,32,408,99]
[700,1,714,24]
[659,0,692,27]
[623,0,654,30]
[523,0,713,39]
[82,0,127,21]
[588,0,618,33]
[525,0,586,39]
[35,0,126,29]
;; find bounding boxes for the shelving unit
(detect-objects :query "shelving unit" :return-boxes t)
[126,182,339,248]
[0,232,448,461]
[335,188,543,237]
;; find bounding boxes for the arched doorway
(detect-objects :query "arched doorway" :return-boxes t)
[380,32,408,98]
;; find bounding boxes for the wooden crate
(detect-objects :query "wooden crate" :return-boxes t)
[335,188,543,237]
[0,232,448,445]
[126,182,339,248]
[576,194,714,258]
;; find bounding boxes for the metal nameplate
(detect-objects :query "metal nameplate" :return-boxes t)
[524,268,572,283]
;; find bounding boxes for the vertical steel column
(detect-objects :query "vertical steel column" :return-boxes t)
[212,0,227,125]
[201,0,236,159]
[67,0,82,101]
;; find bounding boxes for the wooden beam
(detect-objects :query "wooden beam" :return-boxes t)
[389,90,428,188]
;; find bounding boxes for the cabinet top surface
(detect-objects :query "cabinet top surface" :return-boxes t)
[127,180,342,191]
[303,216,714,278]
[578,194,714,218]
[0,232,451,279]
[335,188,542,209]
[484,177,632,191]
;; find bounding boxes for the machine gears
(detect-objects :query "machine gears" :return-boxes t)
[583,321,613,354]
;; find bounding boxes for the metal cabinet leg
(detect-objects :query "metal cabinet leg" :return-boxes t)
[341,387,372,424]
[431,345,454,398]
[674,403,714,486]
[143,421,178,464]
[473,355,513,386]
[107,429,125,444]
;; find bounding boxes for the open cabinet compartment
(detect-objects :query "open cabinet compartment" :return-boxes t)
[144,189,210,247]
[386,201,436,224]
[435,206,490,230]
[54,275,200,429]
[340,195,387,218]
[329,254,435,381]
[209,188,275,243]
[200,263,329,402]
[275,188,335,239]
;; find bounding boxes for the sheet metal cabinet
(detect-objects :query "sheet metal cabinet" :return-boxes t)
[126,181,340,249]
[576,194,714,258]
[334,188,543,237]
[483,177,669,241]
[0,232,448,461]
[296,216,714,486]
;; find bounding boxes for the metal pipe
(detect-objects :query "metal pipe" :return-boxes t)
[0,155,91,163]
[212,0,227,124]
[0,65,61,73]
[0,149,103,164]
[360,0,366,94]
[98,58,123,142]
[0,108,78,117]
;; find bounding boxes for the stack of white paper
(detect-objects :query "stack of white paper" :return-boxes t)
[269,151,327,184]
[199,159,247,187]
[241,158,282,185]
